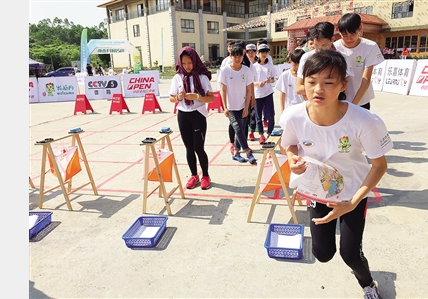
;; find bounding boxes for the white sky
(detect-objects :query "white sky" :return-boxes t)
[29,0,108,27]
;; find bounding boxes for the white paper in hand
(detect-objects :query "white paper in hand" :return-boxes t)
[289,156,345,203]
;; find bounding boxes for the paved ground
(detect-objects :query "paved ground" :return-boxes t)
[29,78,428,299]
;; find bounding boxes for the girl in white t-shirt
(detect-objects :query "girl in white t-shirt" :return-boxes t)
[169,46,214,190]
[279,50,392,299]
[219,45,256,164]
[275,48,305,113]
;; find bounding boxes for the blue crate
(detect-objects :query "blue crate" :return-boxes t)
[264,223,304,259]
[29,212,53,239]
[122,216,168,248]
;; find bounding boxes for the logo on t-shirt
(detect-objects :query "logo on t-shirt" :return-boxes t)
[302,141,313,147]
[355,56,363,67]
[241,74,245,82]
[338,136,351,153]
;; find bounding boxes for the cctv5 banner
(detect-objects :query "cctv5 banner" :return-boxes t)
[123,71,160,98]
[84,76,122,100]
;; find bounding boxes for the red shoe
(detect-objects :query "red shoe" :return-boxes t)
[263,120,268,127]
[186,175,200,189]
[201,176,211,190]
[259,135,266,144]
[249,132,256,141]
[248,147,252,153]
[230,144,235,155]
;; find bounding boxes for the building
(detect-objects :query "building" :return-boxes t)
[97,0,428,69]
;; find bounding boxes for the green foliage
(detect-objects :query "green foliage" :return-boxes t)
[29,18,109,70]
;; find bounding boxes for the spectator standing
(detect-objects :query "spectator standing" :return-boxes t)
[275,48,305,113]
[280,50,393,299]
[169,46,214,190]
[219,45,257,164]
[334,13,385,110]
[254,44,276,144]
[401,44,410,59]
[86,63,94,76]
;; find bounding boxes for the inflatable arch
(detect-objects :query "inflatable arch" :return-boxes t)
[85,39,142,73]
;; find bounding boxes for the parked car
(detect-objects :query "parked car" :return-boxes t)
[45,67,76,77]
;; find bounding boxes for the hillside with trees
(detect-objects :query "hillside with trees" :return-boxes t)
[29,18,110,73]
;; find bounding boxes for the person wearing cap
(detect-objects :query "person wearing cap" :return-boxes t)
[245,43,258,142]
[254,43,276,145]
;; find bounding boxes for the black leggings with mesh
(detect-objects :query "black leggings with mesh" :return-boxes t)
[177,110,209,177]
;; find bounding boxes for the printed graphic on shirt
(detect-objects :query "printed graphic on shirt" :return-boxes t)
[356,56,363,67]
[241,74,245,82]
[338,136,351,153]
[380,133,392,148]
[302,140,314,147]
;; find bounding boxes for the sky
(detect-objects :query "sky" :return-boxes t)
[29,0,108,27]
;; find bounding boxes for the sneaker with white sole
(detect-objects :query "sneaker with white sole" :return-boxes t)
[186,175,200,189]
[363,281,383,299]
[232,153,246,163]
[247,153,257,164]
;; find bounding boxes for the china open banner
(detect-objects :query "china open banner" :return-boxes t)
[409,59,428,97]
[371,60,388,91]
[381,59,417,95]
[29,78,39,103]
[123,71,160,98]
[37,77,79,103]
[84,75,122,100]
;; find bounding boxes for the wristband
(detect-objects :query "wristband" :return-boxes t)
[196,93,200,100]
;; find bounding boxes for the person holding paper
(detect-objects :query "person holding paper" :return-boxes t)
[169,46,214,190]
[279,50,393,299]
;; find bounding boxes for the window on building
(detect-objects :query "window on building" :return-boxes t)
[137,4,144,17]
[420,35,427,53]
[203,0,217,12]
[182,0,196,10]
[133,25,140,37]
[225,0,245,18]
[208,44,220,61]
[354,6,373,14]
[156,0,169,11]
[182,43,196,49]
[391,0,414,19]
[277,0,292,10]
[115,9,125,21]
[386,35,419,54]
[207,21,219,34]
[181,19,195,33]
[249,0,269,18]
[275,19,288,32]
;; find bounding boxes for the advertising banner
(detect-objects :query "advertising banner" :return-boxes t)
[409,59,428,97]
[29,78,39,103]
[123,71,160,98]
[84,75,122,100]
[37,77,79,103]
[382,59,417,95]
[371,60,388,91]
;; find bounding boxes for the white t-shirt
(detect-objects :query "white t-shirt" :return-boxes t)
[169,73,213,117]
[254,62,276,98]
[279,102,393,201]
[275,69,304,108]
[334,38,385,106]
[220,56,232,69]
[297,49,354,80]
[218,64,253,111]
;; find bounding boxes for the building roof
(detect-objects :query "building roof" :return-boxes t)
[283,13,388,31]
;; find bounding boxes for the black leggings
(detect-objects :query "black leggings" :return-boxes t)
[177,110,209,177]
[309,198,373,288]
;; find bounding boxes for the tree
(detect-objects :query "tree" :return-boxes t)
[29,18,109,70]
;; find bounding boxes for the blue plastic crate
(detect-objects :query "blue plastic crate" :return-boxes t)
[29,211,52,239]
[122,216,168,248]
[264,223,304,259]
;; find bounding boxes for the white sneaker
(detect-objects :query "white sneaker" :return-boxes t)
[363,281,383,299]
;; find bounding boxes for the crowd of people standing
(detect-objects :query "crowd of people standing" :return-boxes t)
[169,13,391,299]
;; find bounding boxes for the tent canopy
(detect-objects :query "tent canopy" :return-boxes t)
[29,58,45,67]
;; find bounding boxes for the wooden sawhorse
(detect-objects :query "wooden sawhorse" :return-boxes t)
[247,135,304,224]
[140,131,185,215]
[35,131,98,211]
